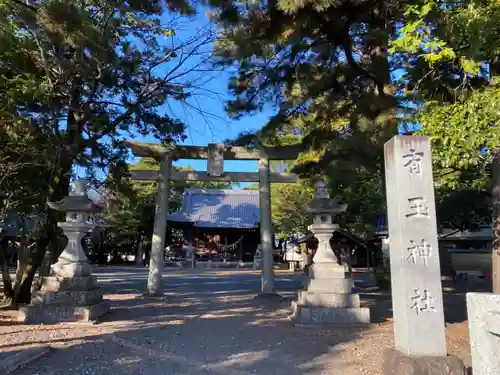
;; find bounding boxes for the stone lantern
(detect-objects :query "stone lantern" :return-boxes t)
[253,245,263,269]
[19,180,110,323]
[304,179,347,264]
[290,178,370,325]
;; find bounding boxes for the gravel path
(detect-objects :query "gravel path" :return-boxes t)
[0,267,476,375]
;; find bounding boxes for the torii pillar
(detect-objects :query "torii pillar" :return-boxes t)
[148,153,172,296]
[259,156,276,294]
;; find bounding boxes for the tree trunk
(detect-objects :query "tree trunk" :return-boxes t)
[35,235,62,291]
[0,238,14,306]
[491,58,500,294]
[15,166,71,303]
[13,264,25,298]
[38,247,53,279]
[15,239,49,304]
[365,20,396,213]
[12,236,30,297]
[492,151,500,293]
[135,236,144,266]
[144,245,151,267]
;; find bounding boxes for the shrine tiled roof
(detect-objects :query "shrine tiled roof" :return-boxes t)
[373,214,388,236]
[168,189,260,229]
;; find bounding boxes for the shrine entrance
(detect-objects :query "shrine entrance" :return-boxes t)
[167,188,261,264]
[125,140,301,296]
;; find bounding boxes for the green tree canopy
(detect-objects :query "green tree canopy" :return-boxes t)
[0,0,218,304]
[210,0,499,236]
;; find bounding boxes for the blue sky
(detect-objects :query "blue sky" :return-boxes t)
[83,8,420,187]
[130,10,269,177]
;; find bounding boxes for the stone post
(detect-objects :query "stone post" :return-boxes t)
[290,178,370,325]
[259,156,276,294]
[148,154,172,296]
[382,136,465,375]
[466,293,500,375]
[253,245,263,269]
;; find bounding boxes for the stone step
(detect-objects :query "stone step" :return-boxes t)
[297,290,360,308]
[41,276,97,292]
[18,301,110,324]
[290,301,370,326]
[31,289,103,306]
[306,278,354,294]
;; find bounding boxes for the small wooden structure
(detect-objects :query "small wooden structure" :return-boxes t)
[167,189,261,262]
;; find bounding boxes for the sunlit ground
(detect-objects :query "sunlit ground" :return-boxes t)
[0,266,479,375]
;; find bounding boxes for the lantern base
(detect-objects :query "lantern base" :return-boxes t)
[290,263,370,326]
[18,275,109,324]
[18,301,110,324]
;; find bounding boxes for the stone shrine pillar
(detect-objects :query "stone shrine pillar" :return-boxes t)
[382,136,465,375]
[148,153,172,295]
[290,179,370,325]
[18,180,109,323]
[253,245,263,269]
[258,156,275,294]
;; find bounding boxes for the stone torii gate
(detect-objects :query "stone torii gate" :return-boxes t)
[125,140,301,296]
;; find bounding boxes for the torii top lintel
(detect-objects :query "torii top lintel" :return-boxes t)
[125,140,302,161]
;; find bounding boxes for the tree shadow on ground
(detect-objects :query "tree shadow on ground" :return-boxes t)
[8,270,369,375]
[4,268,480,375]
[354,274,492,324]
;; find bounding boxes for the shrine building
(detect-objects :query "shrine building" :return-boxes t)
[168,189,261,262]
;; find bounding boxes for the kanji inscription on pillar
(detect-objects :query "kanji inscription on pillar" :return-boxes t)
[384,136,446,357]
[402,149,424,174]
[208,143,224,176]
[405,197,430,218]
[409,289,437,314]
[407,239,432,266]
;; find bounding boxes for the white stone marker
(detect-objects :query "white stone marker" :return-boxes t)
[384,135,446,357]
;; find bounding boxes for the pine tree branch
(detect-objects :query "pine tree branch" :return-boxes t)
[8,0,37,12]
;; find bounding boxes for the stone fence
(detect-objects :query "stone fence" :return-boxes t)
[467,292,500,375]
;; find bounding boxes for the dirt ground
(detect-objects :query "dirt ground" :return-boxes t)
[0,269,486,375]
